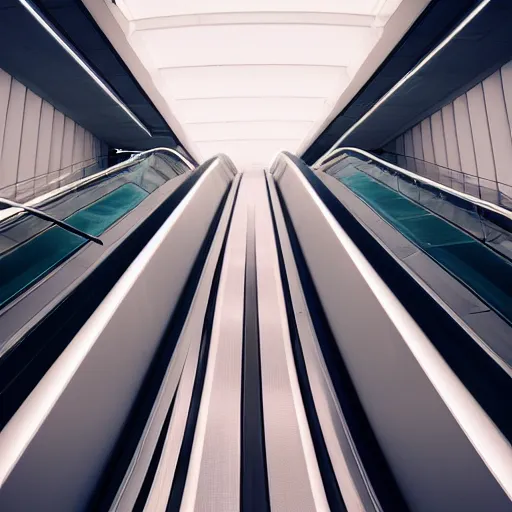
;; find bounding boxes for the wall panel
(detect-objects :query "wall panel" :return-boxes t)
[390,59,512,188]
[403,130,416,171]
[420,118,435,163]
[412,124,424,160]
[396,134,406,168]
[84,131,93,163]
[483,71,512,186]
[49,111,65,173]
[35,101,54,177]
[94,138,101,159]
[18,90,42,183]
[453,94,478,177]
[72,125,85,173]
[466,83,496,183]
[501,61,512,134]
[441,103,461,172]
[0,67,105,201]
[430,111,447,167]
[0,79,26,189]
[61,117,75,171]
[0,69,11,166]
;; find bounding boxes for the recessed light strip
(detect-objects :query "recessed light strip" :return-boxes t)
[18,0,152,137]
[314,0,492,165]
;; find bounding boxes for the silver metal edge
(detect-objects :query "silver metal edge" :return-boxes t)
[266,171,381,512]
[112,173,241,511]
[253,171,329,512]
[179,174,247,512]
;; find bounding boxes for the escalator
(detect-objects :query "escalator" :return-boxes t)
[0,149,511,511]
[316,148,512,327]
[0,148,200,428]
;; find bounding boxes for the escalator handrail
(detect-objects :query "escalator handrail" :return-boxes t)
[0,197,103,245]
[113,147,196,170]
[0,147,195,224]
[314,147,512,222]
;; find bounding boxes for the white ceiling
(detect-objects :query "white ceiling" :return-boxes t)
[109,0,406,171]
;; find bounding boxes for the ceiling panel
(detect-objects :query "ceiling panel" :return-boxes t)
[120,0,382,20]
[197,139,302,171]
[108,0,407,170]
[160,65,349,100]
[185,120,313,141]
[136,25,373,69]
[172,97,328,123]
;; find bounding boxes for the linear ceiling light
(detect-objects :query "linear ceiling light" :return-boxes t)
[315,0,492,165]
[18,0,152,137]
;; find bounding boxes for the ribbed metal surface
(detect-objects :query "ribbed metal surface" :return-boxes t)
[180,175,247,512]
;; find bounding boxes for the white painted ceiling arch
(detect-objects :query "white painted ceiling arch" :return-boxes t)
[106,0,410,171]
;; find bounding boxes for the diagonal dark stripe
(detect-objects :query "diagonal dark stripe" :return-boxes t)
[165,177,242,511]
[240,206,270,512]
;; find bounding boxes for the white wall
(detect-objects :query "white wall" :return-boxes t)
[0,68,107,202]
[390,60,512,187]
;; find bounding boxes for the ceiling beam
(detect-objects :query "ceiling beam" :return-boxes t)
[132,12,375,32]
[184,119,314,125]
[157,63,345,71]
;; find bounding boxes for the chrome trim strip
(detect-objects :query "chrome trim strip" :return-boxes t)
[139,174,241,512]
[266,172,377,512]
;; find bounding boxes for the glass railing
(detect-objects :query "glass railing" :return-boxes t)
[321,149,512,325]
[0,150,192,310]
[379,151,512,211]
[319,148,512,260]
[0,155,110,205]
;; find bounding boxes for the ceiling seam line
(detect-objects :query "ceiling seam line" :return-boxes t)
[196,139,301,143]
[133,21,375,32]
[175,97,327,101]
[157,64,345,70]
[183,120,314,125]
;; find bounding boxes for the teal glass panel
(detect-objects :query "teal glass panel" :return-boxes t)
[0,183,148,308]
[338,169,512,324]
